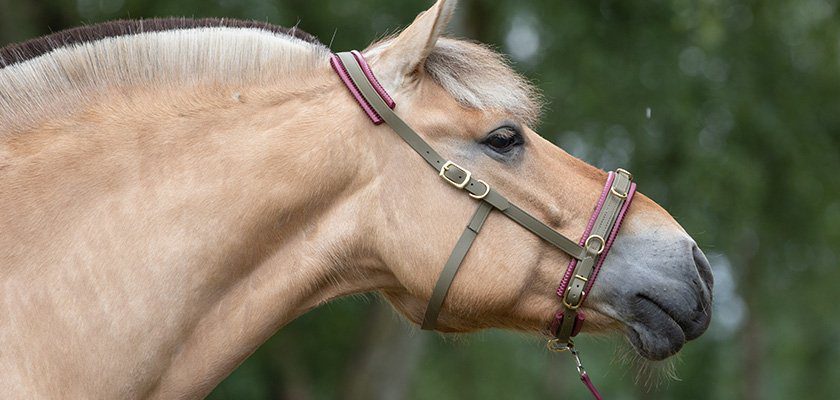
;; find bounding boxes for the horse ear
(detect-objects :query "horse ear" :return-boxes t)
[369,0,456,85]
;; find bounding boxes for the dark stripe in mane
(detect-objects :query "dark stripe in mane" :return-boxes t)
[0,18,323,69]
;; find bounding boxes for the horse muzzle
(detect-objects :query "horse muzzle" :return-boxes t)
[594,233,714,361]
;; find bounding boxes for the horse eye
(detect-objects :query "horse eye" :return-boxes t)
[483,127,523,154]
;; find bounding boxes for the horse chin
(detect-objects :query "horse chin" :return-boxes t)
[623,300,688,361]
[625,324,685,361]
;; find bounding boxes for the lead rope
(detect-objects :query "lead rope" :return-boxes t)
[548,339,603,400]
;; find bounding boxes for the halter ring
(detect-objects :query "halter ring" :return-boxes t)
[468,180,491,199]
[546,338,571,352]
[584,235,605,255]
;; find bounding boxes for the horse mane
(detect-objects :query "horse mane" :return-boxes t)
[0,18,330,131]
[0,18,541,132]
[0,18,323,69]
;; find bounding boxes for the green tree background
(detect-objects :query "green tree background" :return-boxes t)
[2,0,838,399]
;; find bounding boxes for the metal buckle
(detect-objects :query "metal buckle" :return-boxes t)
[546,338,570,352]
[439,160,471,189]
[584,235,605,255]
[616,168,633,180]
[562,286,586,310]
[610,186,628,199]
[468,179,490,199]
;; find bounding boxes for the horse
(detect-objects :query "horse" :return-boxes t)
[0,0,713,398]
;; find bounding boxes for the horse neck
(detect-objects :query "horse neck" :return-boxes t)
[0,73,396,398]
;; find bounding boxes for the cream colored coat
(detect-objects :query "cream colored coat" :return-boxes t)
[0,1,712,398]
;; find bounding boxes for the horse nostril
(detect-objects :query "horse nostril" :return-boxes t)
[692,245,714,294]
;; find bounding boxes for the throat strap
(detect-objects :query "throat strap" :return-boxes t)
[422,201,493,329]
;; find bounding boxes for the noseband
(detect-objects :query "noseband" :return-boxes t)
[331,51,636,399]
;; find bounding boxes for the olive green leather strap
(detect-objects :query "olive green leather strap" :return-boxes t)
[336,52,587,261]
[336,52,593,331]
[337,52,449,171]
[554,170,633,343]
[500,204,587,259]
[421,202,493,330]
[336,51,630,400]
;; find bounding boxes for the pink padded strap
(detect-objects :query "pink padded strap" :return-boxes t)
[549,311,585,338]
[583,182,636,297]
[550,171,637,338]
[555,173,616,298]
[329,52,395,125]
[350,51,395,108]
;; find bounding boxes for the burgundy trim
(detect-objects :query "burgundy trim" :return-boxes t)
[350,50,395,108]
[550,311,586,337]
[330,52,396,125]
[582,182,637,298]
[572,312,585,336]
[330,54,385,124]
[555,172,616,298]
[550,311,560,336]
[550,172,636,337]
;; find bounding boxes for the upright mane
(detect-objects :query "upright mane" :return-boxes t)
[0,18,329,131]
[0,17,542,133]
[0,18,323,69]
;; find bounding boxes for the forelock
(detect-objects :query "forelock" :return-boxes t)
[423,38,543,126]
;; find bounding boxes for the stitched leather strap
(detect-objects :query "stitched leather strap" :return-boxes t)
[422,202,493,330]
[553,170,635,344]
[334,51,634,400]
[335,52,587,262]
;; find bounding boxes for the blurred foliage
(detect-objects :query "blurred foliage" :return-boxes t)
[2,0,839,399]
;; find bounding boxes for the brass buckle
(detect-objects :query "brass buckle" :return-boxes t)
[547,338,570,352]
[439,161,471,189]
[616,168,633,180]
[610,186,628,199]
[562,286,586,310]
[584,235,605,255]
[468,179,490,199]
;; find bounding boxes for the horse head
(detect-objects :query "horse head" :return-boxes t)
[350,0,713,361]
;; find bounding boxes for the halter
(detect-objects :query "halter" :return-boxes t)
[331,50,636,399]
